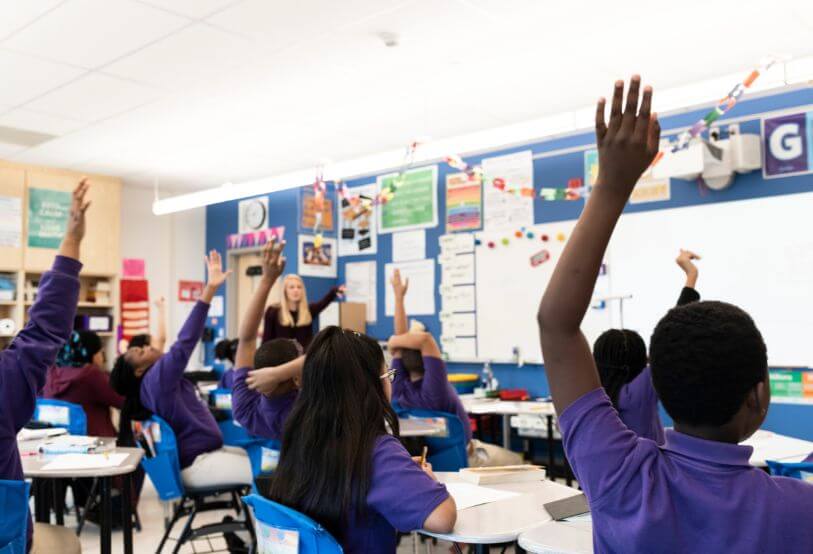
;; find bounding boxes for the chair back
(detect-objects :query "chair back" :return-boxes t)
[0,479,30,554]
[397,408,469,471]
[33,399,87,436]
[137,416,185,501]
[243,494,343,553]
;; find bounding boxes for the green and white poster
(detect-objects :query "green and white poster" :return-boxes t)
[28,188,71,249]
[378,166,438,234]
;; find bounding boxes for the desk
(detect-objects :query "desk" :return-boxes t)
[19,437,143,554]
[743,429,813,467]
[519,515,593,554]
[399,417,447,438]
[420,471,581,553]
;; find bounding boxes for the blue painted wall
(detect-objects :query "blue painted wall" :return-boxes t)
[206,86,813,440]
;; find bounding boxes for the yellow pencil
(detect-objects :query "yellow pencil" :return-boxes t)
[420,446,428,467]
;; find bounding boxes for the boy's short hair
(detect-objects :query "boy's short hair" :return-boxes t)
[128,334,151,348]
[400,348,424,374]
[650,301,767,427]
[255,338,303,369]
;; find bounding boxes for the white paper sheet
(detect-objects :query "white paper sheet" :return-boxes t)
[482,151,534,230]
[385,260,435,316]
[42,435,98,446]
[439,233,475,255]
[319,302,340,330]
[441,254,475,285]
[345,261,377,323]
[440,336,477,359]
[441,284,476,312]
[441,312,476,336]
[41,453,129,471]
[210,295,224,317]
[392,230,426,262]
[17,428,67,442]
[0,196,21,248]
[444,482,520,510]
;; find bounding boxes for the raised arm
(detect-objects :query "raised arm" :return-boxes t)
[309,284,346,317]
[235,239,286,369]
[231,356,304,438]
[3,179,88,431]
[388,332,442,360]
[675,249,701,306]
[151,296,167,352]
[537,77,660,414]
[391,269,409,338]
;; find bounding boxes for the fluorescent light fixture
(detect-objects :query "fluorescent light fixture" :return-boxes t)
[153,57,810,216]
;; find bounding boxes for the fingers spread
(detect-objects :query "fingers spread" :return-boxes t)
[634,86,653,143]
[621,75,641,133]
[608,80,624,134]
[595,97,607,143]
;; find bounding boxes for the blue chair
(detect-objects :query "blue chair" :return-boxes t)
[209,388,233,413]
[766,460,813,482]
[136,416,254,553]
[32,399,87,436]
[397,408,469,472]
[244,440,281,478]
[0,480,29,554]
[243,494,343,553]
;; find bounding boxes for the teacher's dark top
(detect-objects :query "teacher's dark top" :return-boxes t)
[262,286,339,350]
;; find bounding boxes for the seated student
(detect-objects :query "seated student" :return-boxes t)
[214,338,238,388]
[230,238,306,437]
[44,330,123,437]
[127,296,168,352]
[0,180,89,553]
[537,77,813,553]
[387,270,522,467]
[591,250,703,443]
[110,251,252,489]
[267,326,456,553]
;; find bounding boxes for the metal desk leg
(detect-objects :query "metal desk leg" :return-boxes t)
[99,477,112,554]
[474,544,490,554]
[547,415,555,480]
[53,479,64,525]
[122,473,134,554]
[502,414,511,449]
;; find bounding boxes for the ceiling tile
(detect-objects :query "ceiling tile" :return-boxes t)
[0,49,84,106]
[136,0,238,19]
[105,23,255,89]
[0,141,26,158]
[25,73,163,122]
[4,0,189,69]
[0,108,85,135]
[0,0,62,41]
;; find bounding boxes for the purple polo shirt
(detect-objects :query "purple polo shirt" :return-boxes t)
[559,388,813,553]
[392,356,472,443]
[141,301,223,469]
[231,366,296,439]
[616,367,665,444]
[340,434,449,553]
[0,256,81,550]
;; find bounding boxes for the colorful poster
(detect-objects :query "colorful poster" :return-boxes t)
[584,149,600,187]
[299,188,334,233]
[378,166,438,234]
[337,183,378,257]
[298,235,337,278]
[482,151,533,230]
[27,188,71,249]
[226,226,285,251]
[763,111,813,178]
[445,172,482,232]
[0,196,21,248]
[122,258,146,278]
[769,368,813,404]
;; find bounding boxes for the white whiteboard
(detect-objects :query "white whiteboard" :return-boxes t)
[610,192,813,367]
[475,221,612,363]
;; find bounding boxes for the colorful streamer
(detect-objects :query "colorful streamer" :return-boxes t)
[539,178,587,201]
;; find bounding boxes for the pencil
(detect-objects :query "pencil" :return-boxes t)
[420,445,428,467]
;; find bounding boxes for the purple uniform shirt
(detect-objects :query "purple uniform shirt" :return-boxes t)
[231,366,296,439]
[392,356,472,443]
[0,256,81,549]
[340,434,449,553]
[141,301,223,469]
[559,388,813,553]
[616,366,665,444]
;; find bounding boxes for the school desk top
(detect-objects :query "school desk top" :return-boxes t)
[420,471,581,545]
[18,437,143,478]
[399,417,447,437]
[460,395,557,416]
[743,429,813,467]
[519,514,594,554]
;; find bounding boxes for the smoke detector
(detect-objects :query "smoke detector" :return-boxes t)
[378,32,399,48]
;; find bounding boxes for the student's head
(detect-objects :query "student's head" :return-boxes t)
[128,334,151,349]
[110,347,156,447]
[58,330,104,368]
[400,349,425,376]
[254,338,302,369]
[278,274,312,327]
[593,329,647,409]
[268,326,398,537]
[114,343,163,379]
[650,301,769,440]
[214,338,238,365]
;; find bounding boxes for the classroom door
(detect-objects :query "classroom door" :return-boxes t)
[229,252,282,339]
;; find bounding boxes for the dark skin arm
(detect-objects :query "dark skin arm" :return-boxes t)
[537,76,660,414]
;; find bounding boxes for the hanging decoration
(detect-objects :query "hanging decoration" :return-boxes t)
[539,178,588,201]
[310,167,328,248]
[334,141,422,210]
[444,154,534,197]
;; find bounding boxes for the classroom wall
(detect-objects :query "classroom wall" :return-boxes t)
[204,85,813,439]
[122,185,206,367]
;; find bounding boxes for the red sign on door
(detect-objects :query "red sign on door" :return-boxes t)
[178,280,204,302]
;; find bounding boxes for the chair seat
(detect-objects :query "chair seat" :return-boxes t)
[184,483,251,497]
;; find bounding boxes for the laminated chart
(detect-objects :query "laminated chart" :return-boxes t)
[439,234,477,360]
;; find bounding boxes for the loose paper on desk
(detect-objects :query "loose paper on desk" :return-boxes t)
[441,311,476,336]
[441,336,477,359]
[482,150,534,230]
[441,284,475,312]
[392,229,426,262]
[345,260,377,323]
[41,453,129,471]
[385,259,435,316]
[444,482,520,510]
[441,254,475,285]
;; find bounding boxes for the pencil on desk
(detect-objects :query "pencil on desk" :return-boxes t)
[420,446,428,467]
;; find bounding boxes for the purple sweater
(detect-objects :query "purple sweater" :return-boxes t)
[392,356,472,443]
[0,256,81,548]
[141,301,223,469]
[231,366,296,440]
[616,367,665,444]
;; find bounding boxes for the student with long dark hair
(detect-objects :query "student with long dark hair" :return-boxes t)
[268,326,456,552]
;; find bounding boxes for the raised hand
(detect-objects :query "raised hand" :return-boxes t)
[261,238,286,284]
[154,296,166,309]
[58,178,91,260]
[390,269,409,297]
[595,76,660,197]
[205,250,232,290]
[676,249,700,275]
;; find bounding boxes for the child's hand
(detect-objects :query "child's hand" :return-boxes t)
[390,269,409,297]
[246,366,282,395]
[411,456,437,481]
[675,249,700,276]
[337,284,347,299]
[154,296,166,309]
[595,76,660,198]
[65,178,91,244]
[204,250,232,290]
[261,238,286,283]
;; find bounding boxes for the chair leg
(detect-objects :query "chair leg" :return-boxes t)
[156,497,186,554]
[171,501,198,554]
[76,478,99,535]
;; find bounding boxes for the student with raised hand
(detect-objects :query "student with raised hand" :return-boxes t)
[268,326,456,553]
[0,179,89,553]
[110,250,253,489]
[675,248,701,305]
[231,238,305,439]
[537,77,813,553]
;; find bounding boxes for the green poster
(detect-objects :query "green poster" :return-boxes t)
[378,166,438,233]
[28,188,71,249]
[769,369,803,397]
